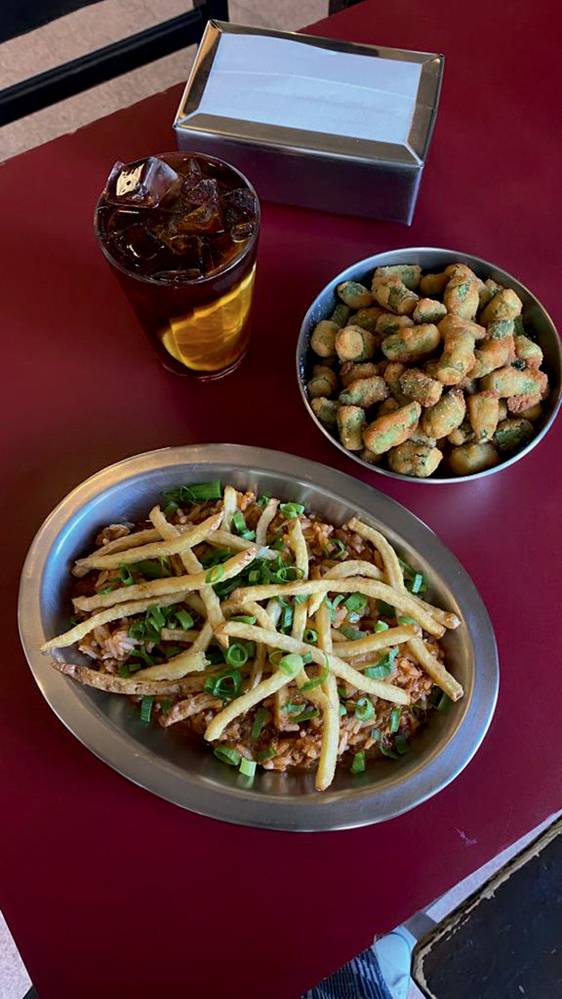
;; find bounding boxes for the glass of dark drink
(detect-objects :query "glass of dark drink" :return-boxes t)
[94,152,260,379]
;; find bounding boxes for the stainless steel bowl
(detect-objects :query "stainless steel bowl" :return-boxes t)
[296,247,562,483]
[18,444,498,830]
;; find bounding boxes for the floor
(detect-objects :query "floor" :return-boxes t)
[0,0,327,161]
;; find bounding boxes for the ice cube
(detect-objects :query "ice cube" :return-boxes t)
[105,157,182,209]
[231,222,254,243]
[117,224,164,263]
[223,188,256,225]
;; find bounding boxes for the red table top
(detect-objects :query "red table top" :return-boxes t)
[3,2,562,997]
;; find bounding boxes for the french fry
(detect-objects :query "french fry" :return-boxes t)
[150,506,223,630]
[160,628,199,643]
[72,528,160,576]
[73,547,258,613]
[49,657,205,696]
[307,560,383,617]
[204,668,297,742]
[250,599,281,689]
[407,637,464,701]
[218,622,409,704]
[207,530,255,551]
[41,593,191,651]
[222,485,238,531]
[274,518,310,727]
[73,512,223,572]
[255,498,279,547]
[132,648,208,680]
[159,693,221,728]
[232,579,444,637]
[315,602,340,792]
[332,624,418,658]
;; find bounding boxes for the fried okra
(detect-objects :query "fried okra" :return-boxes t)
[339,376,389,408]
[311,320,338,357]
[307,366,338,398]
[388,439,443,477]
[311,397,339,427]
[399,368,443,407]
[493,418,534,452]
[381,323,441,363]
[372,275,419,315]
[337,405,366,450]
[337,281,372,308]
[449,442,499,475]
[363,401,421,454]
[335,325,376,362]
[421,388,466,439]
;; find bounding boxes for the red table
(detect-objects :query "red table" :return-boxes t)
[3,2,561,997]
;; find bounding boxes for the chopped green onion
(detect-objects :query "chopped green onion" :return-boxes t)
[436,691,451,712]
[293,593,309,605]
[129,647,156,667]
[374,620,389,633]
[118,664,130,678]
[213,745,241,767]
[268,650,284,667]
[301,661,329,692]
[256,747,276,762]
[200,547,231,568]
[389,706,401,733]
[277,654,303,677]
[135,558,168,579]
[351,751,366,774]
[355,697,375,722]
[411,573,424,594]
[240,529,257,541]
[251,707,271,740]
[139,697,153,723]
[99,582,118,595]
[365,647,398,679]
[379,743,399,760]
[232,510,247,535]
[159,699,172,714]
[147,605,166,630]
[126,661,144,674]
[175,609,195,631]
[164,480,222,505]
[279,502,305,519]
[293,707,319,723]
[397,615,418,625]
[225,642,249,667]
[395,734,409,755]
[271,535,286,551]
[326,594,346,620]
[69,614,82,628]
[339,704,348,717]
[239,758,257,777]
[256,493,271,507]
[344,593,368,613]
[204,668,242,701]
[285,702,306,714]
[163,500,179,518]
[164,645,183,658]
[378,600,395,617]
[206,564,225,584]
[206,645,226,665]
[329,538,347,560]
[371,727,382,742]
[337,685,348,698]
[279,604,293,632]
[303,628,318,644]
[230,615,257,625]
[340,625,368,641]
[118,564,135,586]
[302,652,313,665]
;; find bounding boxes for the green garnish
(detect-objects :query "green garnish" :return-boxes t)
[204,667,242,701]
[175,609,194,631]
[256,493,271,507]
[279,502,305,519]
[213,745,241,767]
[355,697,375,722]
[232,510,246,534]
[163,500,178,518]
[225,642,249,667]
[365,647,398,679]
[147,605,166,631]
[99,583,118,595]
[374,621,389,633]
[118,664,130,678]
[285,702,306,714]
[251,707,271,740]
[379,743,399,760]
[256,747,276,762]
[340,625,368,641]
[164,480,222,505]
[277,654,303,677]
[326,594,346,620]
[395,734,409,755]
[128,647,156,667]
[397,615,417,625]
[239,758,256,777]
[339,704,348,716]
[268,649,284,666]
[139,697,153,723]
[200,547,231,569]
[389,706,401,733]
[436,691,451,712]
[398,558,426,594]
[351,751,366,774]
[293,593,309,605]
[411,573,424,594]
[206,564,225,584]
[329,538,347,560]
[118,564,135,586]
[301,659,329,691]
[230,615,257,625]
[135,558,169,579]
[293,707,319,723]
[303,628,318,644]
[159,699,172,714]
[378,599,395,617]
[344,593,368,613]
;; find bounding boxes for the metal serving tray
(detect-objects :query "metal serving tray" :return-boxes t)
[18,444,498,831]
[174,22,444,224]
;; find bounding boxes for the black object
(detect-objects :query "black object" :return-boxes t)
[412,817,562,999]
[329,0,365,13]
[0,0,229,127]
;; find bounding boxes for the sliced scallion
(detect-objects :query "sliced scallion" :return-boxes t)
[303,628,318,644]
[175,608,194,631]
[344,593,368,613]
[230,614,257,625]
[397,615,417,626]
[239,758,256,777]
[206,564,225,584]
[389,706,401,733]
[355,697,375,722]
[213,745,241,766]
[118,564,135,586]
[351,751,366,774]
[251,707,271,740]
[374,620,389,633]
[277,654,303,677]
[139,697,153,723]
[279,502,305,519]
[256,747,277,762]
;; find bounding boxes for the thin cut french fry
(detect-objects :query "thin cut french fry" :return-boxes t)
[206,530,255,551]
[73,546,258,613]
[274,517,310,727]
[255,498,279,547]
[407,637,464,701]
[315,602,340,791]
[218,622,410,704]
[132,648,208,680]
[204,667,296,742]
[329,624,418,659]
[160,628,199,643]
[49,657,205,696]
[233,578,444,637]
[159,693,221,728]
[222,485,238,531]
[72,528,161,576]
[74,512,223,571]
[307,560,383,616]
[41,592,190,651]
[150,506,223,630]
[250,599,281,689]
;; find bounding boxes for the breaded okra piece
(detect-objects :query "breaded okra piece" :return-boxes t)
[388,439,443,478]
[419,272,448,296]
[360,447,383,465]
[335,325,376,362]
[435,329,477,385]
[481,367,547,399]
[421,388,466,439]
[331,302,351,328]
[311,320,338,357]
[443,275,480,321]
[308,366,338,398]
[373,264,422,291]
[449,443,499,475]
[493,418,534,452]
[339,376,389,408]
[514,335,543,368]
[363,401,421,454]
[487,319,514,340]
[382,361,408,403]
[311,397,339,427]
[467,391,500,442]
[470,337,515,378]
[480,288,523,325]
[340,361,380,387]
[439,314,487,341]
[376,397,401,417]
[412,298,448,325]
[398,368,443,407]
[519,402,542,420]
[372,276,418,315]
[336,280,372,308]
[381,323,441,362]
[447,420,475,446]
[352,306,384,332]
[337,405,366,450]
[376,313,414,336]
[507,390,545,414]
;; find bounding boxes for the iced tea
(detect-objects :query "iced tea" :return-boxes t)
[94,152,260,378]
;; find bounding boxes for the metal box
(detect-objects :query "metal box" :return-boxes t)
[174,21,444,224]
